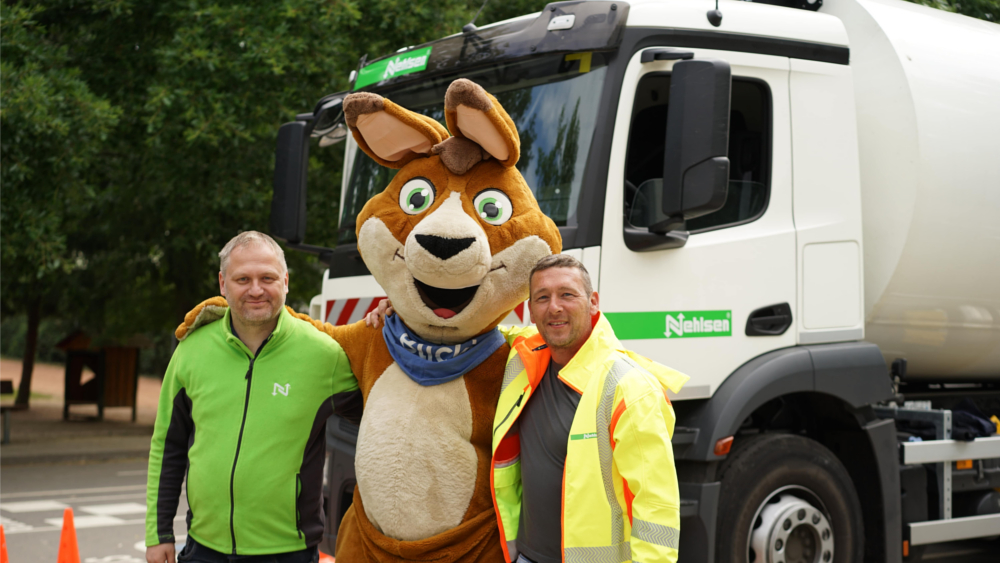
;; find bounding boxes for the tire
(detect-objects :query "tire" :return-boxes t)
[716,433,865,563]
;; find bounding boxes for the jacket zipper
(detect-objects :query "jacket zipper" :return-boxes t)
[229,335,271,555]
[493,343,546,437]
[493,391,525,436]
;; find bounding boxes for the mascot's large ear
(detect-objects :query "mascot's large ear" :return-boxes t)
[444,79,520,168]
[344,92,450,169]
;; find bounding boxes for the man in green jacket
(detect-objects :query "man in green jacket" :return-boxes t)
[145,231,359,563]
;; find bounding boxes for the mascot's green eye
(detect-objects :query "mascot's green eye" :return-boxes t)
[473,189,513,226]
[399,178,435,215]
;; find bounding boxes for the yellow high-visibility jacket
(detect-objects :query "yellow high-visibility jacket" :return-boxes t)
[492,314,689,563]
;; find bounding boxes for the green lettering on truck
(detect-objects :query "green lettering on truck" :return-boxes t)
[355,47,432,89]
[605,310,733,339]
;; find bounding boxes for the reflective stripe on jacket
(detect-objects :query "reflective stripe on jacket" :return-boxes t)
[491,314,689,563]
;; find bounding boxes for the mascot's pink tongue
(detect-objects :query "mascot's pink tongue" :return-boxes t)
[434,308,457,319]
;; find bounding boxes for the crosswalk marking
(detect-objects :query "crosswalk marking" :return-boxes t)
[81,503,147,516]
[134,537,186,553]
[0,500,69,512]
[5,517,163,535]
[46,492,147,504]
[0,515,32,532]
[1,495,180,534]
[0,484,146,500]
[45,514,128,528]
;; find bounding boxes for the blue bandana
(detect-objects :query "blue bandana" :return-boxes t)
[382,314,505,386]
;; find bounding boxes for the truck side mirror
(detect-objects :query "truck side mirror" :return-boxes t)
[652,59,731,234]
[270,121,310,244]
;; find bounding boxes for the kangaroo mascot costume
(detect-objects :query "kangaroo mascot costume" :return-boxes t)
[176,79,562,562]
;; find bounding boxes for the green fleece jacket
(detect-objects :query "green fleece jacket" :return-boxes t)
[145,307,359,555]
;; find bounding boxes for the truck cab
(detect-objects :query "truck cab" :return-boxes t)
[270,1,1000,561]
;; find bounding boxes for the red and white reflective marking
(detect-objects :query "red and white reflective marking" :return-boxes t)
[325,297,386,326]
[512,301,527,324]
[324,297,532,327]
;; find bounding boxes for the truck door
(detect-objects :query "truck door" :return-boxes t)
[599,49,795,399]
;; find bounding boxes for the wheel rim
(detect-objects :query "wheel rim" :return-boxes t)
[747,486,835,563]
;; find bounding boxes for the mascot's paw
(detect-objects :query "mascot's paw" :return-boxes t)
[284,306,338,338]
[175,296,229,341]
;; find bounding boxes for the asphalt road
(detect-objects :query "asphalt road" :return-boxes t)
[2,459,997,562]
[1,460,188,563]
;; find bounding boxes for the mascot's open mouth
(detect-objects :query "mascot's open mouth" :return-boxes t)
[414,279,479,319]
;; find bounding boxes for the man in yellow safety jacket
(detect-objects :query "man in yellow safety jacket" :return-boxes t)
[491,254,688,563]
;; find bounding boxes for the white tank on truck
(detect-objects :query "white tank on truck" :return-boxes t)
[824,0,1000,380]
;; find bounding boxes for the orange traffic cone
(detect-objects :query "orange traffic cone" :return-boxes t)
[318,550,335,563]
[1,524,9,563]
[57,508,80,563]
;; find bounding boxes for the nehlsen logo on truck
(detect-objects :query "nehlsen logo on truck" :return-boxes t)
[354,47,432,89]
[604,310,733,339]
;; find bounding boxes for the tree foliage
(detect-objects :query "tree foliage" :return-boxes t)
[904,0,998,21]
[1,2,123,403]
[1,3,121,306]
[1,0,548,380]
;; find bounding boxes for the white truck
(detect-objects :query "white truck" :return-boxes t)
[269,0,1000,560]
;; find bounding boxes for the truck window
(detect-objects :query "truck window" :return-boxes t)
[338,52,610,245]
[624,74,771,233]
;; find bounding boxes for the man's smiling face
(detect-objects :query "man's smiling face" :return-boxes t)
[219,244,288,326]
[528,266,599,354]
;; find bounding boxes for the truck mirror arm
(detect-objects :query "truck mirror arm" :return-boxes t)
[283,242,335,261]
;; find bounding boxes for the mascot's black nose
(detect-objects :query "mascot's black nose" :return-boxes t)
[416,235,475,260]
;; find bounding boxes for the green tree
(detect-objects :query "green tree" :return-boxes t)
[1,0,551,390]
[99,0,549,323]
[0,0,546,357]
[1,3,121,406]
[904,0,998,21]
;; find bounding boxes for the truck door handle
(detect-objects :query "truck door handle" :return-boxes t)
[746,303,792,336]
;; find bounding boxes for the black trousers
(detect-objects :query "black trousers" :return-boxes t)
[177,537,319,563]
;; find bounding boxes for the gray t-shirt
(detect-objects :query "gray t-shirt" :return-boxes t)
[516,360,582,563]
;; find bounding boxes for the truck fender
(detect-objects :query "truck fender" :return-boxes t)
[680,341,893,461]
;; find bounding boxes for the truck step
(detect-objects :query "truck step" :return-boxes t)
[909,513,1000,546]
[902,435,1000,464]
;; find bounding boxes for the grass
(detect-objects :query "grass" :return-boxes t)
[1,390,53,401]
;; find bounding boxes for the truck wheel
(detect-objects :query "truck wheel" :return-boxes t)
[716,433,864,563]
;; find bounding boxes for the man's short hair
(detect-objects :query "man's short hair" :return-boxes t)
[529,254,594,296]
[219,231,287,276]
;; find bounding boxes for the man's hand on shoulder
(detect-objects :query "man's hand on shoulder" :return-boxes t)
[146,543,175,563]
[364,298,394,329]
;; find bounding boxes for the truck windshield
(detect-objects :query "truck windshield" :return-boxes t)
[338,52,609,245]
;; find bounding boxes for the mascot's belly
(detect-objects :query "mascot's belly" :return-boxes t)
[355,362,478,541]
